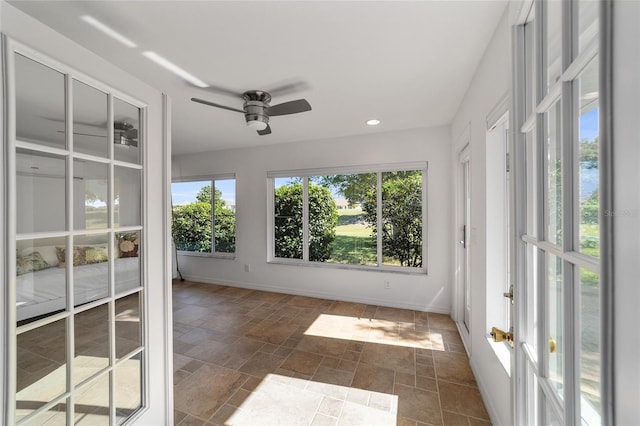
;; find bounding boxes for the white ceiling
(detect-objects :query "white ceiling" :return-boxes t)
[9,1,508,155]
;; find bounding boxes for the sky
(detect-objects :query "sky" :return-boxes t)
[171,179,236,206]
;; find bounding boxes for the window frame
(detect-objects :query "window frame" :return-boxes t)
[171,174,236,259]
[267,162,428,274]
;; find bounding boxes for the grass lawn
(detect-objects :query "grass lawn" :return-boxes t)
[328,209,376,264]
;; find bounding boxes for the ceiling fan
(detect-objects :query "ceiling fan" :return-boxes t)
[45,117,139,147]
[191,90,312,136]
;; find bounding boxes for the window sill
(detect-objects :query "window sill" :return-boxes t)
[267,259,427,275]
[486,333,511,377]
[176,251,235,260]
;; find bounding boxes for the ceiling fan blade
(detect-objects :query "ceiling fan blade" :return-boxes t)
[188,82,242,98]
[191,97,245,114]
[267,99,312,116]
[265,80,309,97]
[257,125,272,136]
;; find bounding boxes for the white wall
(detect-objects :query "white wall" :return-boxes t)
[612,1,640,424]
[173,125,453,313]
[450,8,512,426]
[1,2,172,424]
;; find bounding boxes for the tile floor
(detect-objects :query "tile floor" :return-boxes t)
[173,280,491,426]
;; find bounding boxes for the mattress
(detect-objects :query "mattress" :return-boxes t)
[16,257,140,321]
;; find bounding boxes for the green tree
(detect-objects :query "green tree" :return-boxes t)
[580,138,598,169]
[172,185,236,253]
[274,182,338,261]
[581,189,599,225]
[361,171,423,267]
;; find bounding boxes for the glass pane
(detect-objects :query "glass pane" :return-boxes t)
[15,54,66,148]
[382,170,423,268]
[73,80,108,158]
[310,173,378,266]
[115,352,142,424]
[526,243,539,352]
[74,373,110,425]
[113,98,140,164]
[74,304,109,385]
[524,15,536,117]
[114,166,141,227]
[72,234,110,305]
[16,149,66,234]
[546,0,562,91]
[21,401,67,426]
[527,362,540,426]
[580,268,601,423]
[578,57,600,258]
[274,177,303,259]
[16,236,67,324]
[171,180,212,252]
[525,131,537,237]
[115,231,141,294]
[545,101,562,245]
[547,253,564,396]
[214,179,236,253]
[16,319,67,422]
[115,292,142,359]
[545,399,563,426]
[74,160,108,230]
[578,0,599,53]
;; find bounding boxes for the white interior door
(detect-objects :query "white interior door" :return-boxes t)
[459,147,471,333]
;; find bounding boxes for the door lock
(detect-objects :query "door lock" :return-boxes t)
[490,327,514,347]
[503,285,514,304]
[549,337,557,354]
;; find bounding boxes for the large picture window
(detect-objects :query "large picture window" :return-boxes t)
[171,177,236,256]
[269,164,426,272]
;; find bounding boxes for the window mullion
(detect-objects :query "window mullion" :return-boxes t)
[302,177,309,261]
[376,172,382,266]
[211,180,216,253]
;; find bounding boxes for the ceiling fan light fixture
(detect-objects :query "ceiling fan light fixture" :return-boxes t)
[366,119,381,126]
[246,118,268,131]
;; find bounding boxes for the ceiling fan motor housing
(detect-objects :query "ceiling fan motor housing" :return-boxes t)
[243,91,270,130]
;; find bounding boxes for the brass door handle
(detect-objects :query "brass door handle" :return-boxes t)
[490,327,514,347]
[549,337,557,353]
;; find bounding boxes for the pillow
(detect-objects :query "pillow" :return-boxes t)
[118,232,139,258]
[56,246,88,268]
[16,252,50,276]
[21,245,59,267]
[85,246,109,264]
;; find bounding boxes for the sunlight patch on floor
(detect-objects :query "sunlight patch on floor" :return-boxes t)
[303,313,445,351]
[227,374,398,425]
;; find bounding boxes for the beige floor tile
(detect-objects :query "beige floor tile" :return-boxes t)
[237,352,286,377]
[295,335,349,358]
[433,352,476,386]
[442,410,470,426]
[244,320,299,345]
[280,350,323,376]
[394,384,442,425]
[337,400,398,425]
[359,342,415,374]
[438,381,490,420]
[351,364,395,394]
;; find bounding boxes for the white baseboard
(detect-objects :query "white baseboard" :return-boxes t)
[469,353,506,426]
[176,273,450,314]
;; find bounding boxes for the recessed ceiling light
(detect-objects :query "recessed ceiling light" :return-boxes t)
[366,119,381,126]
[81,16,137,48]
[142,51,208,88]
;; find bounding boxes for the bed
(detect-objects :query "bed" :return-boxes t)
[15,237,140,322]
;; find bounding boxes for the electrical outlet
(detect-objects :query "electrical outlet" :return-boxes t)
[244,264,250,272]
[384,280,391,289]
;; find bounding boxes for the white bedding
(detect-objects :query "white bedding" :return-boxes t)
[16,257,140,321]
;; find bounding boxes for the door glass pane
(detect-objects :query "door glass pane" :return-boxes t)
[309,173,376,266]
[16,319,67,422]
[545,400,563,426]
[214,179,236,253]
[524,15,536,116]
[16,149,66,234]
[526,244,539,351]
[115,292,142,359]
[578,0,599,52]
[21,401,67,426]
[115,231,141,294]
[113,98,140,164]
[72,234,110,305]
[73,80,108,158]
[577,57,600,258]
[116,352,142,423]
[171,180,212,252]
[114,166,141,227]
[74,160,108,230]
[15,54,66,148]
[74,304,109,385]
[546,0,562,91]
[274,177,303,259]
[525,131,537,237]
[16,236,67,324]
[74,373,110,425]
[579,268,601,423]
[545,101,562,245]
[382,170,423,268]
[527,362,540,426]
[547,253,564,396]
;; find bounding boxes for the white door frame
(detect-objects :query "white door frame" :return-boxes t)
[454,140,471,349]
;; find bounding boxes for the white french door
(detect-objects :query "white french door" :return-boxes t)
[513,1,604,425]
[458,147,471,333]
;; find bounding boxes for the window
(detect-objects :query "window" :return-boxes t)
[11,48,144,424]
[171,177,236,256]
[269,163,426,272]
